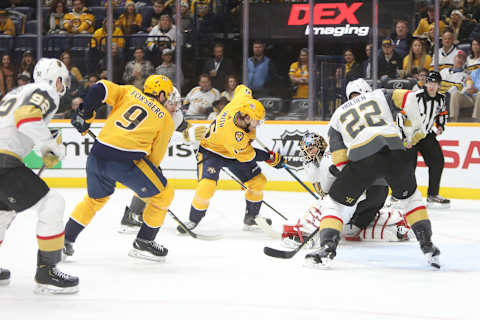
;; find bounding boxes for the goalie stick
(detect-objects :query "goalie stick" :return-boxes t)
[85,130,222,241]
[264,228,320,259]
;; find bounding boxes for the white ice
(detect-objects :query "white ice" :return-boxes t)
[0,188,479,320]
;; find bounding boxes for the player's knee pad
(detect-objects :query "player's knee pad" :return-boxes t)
[397,189,429,226]
[34,190,66,252]
[0,210,16,244]
[244,173,267,202]
[71,194,110,227]
[319,196,357,233]
[192,178,217,211]
[143,183,174,228]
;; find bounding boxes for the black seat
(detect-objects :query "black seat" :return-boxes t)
[257,97,284,120]
[13,35,37,61]
[44,34,70,58]
[0,35,14,56]
[25,20,38,34]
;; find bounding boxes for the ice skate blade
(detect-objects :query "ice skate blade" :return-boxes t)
[128,248,166,262]
[242,224,263,232]
[34,283,79,295]
[303,257,333,269]
[0,279,10,285]
[118,225,141,234]
[426,202,450,209]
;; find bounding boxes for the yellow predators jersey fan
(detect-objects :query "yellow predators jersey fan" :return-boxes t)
[97,80,174,166]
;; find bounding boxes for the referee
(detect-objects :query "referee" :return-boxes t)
[408,71,450,208]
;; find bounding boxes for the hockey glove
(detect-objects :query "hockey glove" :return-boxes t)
[40,133,66,168]
[182,124,208,142]
[266,151,285,169]
[71,104,96,136]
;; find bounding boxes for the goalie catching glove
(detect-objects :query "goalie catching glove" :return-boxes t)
[71,104,96,136]
[40,129,65,168]
[266,151,285,169]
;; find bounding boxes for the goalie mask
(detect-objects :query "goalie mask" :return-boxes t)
[299,133,328,162]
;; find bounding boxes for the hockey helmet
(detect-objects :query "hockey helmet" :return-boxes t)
[346,78,372,100]
[144,74,174,100]
[239,99,265,121]
[233,84,253,99]
[299,133,328,162]
[33,58,70,97]
[425,71,442,83]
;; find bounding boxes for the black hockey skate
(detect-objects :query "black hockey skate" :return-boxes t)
[0,268,11,285]
[421,243,441,269]
[304,241,337,268]
[128,238,168,262]
[427,195,450,209]
[243,214,272,231]
[62,240,75,260]
[34,265,79,294]
[176,220,198,234]
[119,206,144,234]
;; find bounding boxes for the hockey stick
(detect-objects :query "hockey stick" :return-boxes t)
[220,167,288,221]
[37,164,46,177]
[255,138,319,200]
[85,130,222,241]
[263,228,320,259]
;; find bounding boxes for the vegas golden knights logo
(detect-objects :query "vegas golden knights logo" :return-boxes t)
[345,196,355,204]
[207,167,216,174]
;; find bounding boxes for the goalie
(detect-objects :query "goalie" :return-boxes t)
[281,137,413,248]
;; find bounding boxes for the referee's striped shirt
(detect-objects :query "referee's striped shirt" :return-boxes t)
[414,89,447,133]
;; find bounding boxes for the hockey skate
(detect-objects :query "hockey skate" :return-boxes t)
[421,243,441,269]
[427,195,450,209]
[118,206,143,234]
[176,220,198,235]
[62,240,75,261]
[304,242,337,269]
[0,267,10,285]
[128,238,168,262]
[34,265,79,294]
[243,214,272,231]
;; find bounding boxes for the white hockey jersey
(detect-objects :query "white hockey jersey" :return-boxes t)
[328,89,405,164]
[0,82,60,161]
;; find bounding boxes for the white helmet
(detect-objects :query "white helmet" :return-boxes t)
[33,58,70,96]
[166,86,181,111]
[346,78,372,100]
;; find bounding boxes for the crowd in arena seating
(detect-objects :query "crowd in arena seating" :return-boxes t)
[0,0,480,121]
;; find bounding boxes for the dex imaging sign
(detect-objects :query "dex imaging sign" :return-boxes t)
[288,2,370,37]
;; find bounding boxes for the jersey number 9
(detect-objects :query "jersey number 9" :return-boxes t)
[115,105,148,130]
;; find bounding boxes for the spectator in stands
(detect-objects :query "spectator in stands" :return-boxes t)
[64,0,95,34]
[61,96,84,119]
[146,14,178,65]
[221,74,237,101]
[193,0,217,34]
[91,17,125,50]
[378,39,402,80]
[440,50,469,121]
[0,9,15,36]
[412,68,429,91]
[0,54,16,93]
[173,1,193,32]
[463,65,480,120]
[448,10,475,44]
[101,0,127,7]
[116,0,142,35]
[16,74,30,87]
[431,28,460,70]
[17,50,35,80]
[343,48,363,83]
[79,74,99,98]
[60,51,83,84]
[248,40,279,98]
[463,0,480,21]
[208,96,229,120]
[122,47,154,89]
[47,0,68,34]
[467,38,480,72]
[361,43,372,79]
[288,48,309,99]
[390,20,413,59]
[142,0,173,33]
[414,5,447,38]
[96,43,125,84]
[440,0,454,20]
[184,73,220,116]
[202,43,234,92]
[155,48,183,87]
[424,24,441,56]
[402,39,432,78]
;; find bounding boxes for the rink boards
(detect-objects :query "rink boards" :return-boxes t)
[32,120,480,199]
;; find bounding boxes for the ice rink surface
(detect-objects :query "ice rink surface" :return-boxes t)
[1,188,479,320]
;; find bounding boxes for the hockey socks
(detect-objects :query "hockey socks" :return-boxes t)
[64,218,85,243]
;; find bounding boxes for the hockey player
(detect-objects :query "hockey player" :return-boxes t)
[64,75,178,262]
[0,58,79,293]
[304,78,441,268]
[177,84,286,233]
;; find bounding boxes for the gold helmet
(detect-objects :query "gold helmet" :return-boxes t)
[239,99,265,121]
[233,84,253,99]
[299,133,328,162]
[144,75,173,99]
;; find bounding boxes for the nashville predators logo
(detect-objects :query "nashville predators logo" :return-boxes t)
[345,196,355,204]
[207,167,216,174]
[235,131,244,142]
